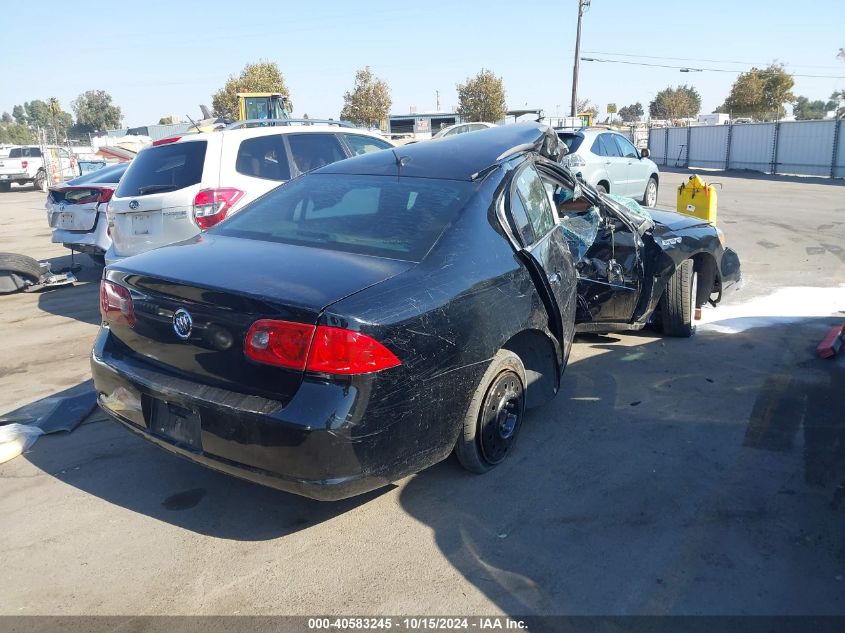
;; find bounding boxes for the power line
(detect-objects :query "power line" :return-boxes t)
[580,57,845,79]
[582,50,845,70]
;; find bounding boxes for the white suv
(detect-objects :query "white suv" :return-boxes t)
[105,125,394,264]
[556,128,660,207]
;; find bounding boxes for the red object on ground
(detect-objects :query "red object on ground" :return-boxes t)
[817,323,845,359]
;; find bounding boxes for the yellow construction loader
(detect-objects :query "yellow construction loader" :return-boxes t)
[236,93,291,122]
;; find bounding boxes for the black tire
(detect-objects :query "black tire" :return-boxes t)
[0,252,42,294]
[33,170,47,192]
[660,258,697,337]
[0,182,10,192]
[454,350,526,473]
[641,176,658,207]
[88,253,106,266]
[596,183,608,194]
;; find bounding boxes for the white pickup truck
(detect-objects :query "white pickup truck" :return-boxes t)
[0,146,77,192]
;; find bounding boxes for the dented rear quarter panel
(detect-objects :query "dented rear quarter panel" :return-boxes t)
[322,171,573,471]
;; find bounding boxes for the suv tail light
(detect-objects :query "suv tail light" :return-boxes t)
[244,320,401,374]
[21,160,28,169]
[193,188,244,229]
[100,280,136,327]
[152,136,182,146]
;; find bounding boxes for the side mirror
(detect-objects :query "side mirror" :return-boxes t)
[640,148,650,159]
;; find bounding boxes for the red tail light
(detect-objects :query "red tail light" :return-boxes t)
[193,187,244,229]
[98,187,114,204]
[152,136,182,146]
[244,321,401,374]
[21,160,28,169]
[245,320,315,370]
[100,280,136,327]
[307,326,401,374]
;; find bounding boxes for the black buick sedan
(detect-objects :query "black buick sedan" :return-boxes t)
[92,123,740,500]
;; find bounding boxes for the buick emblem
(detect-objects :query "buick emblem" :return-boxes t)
[172,309,193,341]
[129,200,139,210]
[58,201,66,211]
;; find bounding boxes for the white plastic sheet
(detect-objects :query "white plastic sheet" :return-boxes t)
[0,423,44,464]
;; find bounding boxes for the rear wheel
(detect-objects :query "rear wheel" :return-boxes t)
[641,177,658,207]
[88,253,106,266]
[33,170,47,192]
[660,258,697,337]
[596,183,608,194]
[0,182,10,192]
[455,350,526,473]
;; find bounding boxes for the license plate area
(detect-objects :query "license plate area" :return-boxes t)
[149,399,202,452]
[58,211,75,228]
[132,213,155,235]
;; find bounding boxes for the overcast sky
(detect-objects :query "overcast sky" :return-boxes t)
[1,0,843,127]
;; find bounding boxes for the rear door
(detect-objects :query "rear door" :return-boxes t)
[505,163,576,354]
[596,133,629,195]
[613,134,648,199]
[219,132,294,209]
[285,132,347,174]
[108,139,214,258]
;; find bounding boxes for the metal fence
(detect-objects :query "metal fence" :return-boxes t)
[647,119,845,179]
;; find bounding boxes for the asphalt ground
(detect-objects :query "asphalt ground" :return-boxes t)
[1,170,844,616]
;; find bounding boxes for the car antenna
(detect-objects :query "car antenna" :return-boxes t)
[185,114,201,133]
[392,149,409,178]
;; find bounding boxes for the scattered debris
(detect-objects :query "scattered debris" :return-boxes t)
[0,252,77,295]
[0,424,44,464]
[0,385,97,463]
[817,323,845,359]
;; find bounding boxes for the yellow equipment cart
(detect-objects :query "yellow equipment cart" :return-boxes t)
[677,174,718,224]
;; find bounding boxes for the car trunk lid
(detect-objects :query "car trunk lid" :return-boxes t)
[109,139,208,258]
[47,186,114,231]
[105,234,412,402]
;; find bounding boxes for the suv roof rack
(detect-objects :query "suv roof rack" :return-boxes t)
[225,118,355,130]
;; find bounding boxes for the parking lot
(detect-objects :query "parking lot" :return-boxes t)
[1,170,844,615]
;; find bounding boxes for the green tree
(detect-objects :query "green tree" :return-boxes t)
[834,48,845,118]
[158,116,176,125]
[212,61,290,120]
[71,90,122,133]
[339,67,392,128]
[456,68,507,123]
[1,112,11,124]
[11,105,26,125]
[649,85,702,122]
[0,122,34,144]
[792,96,830,120]
[7,99,72,138]
[716,63,794,120]
[617,102,644,122]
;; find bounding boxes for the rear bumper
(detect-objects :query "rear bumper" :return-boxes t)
[90,329,449,501]
[51,212,111,254]
[0,172,30,182]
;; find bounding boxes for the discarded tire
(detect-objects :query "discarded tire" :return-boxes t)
[33,170,47,192]
[0,252,42,294]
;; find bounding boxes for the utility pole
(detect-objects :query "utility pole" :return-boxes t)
[570,0,590,117]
